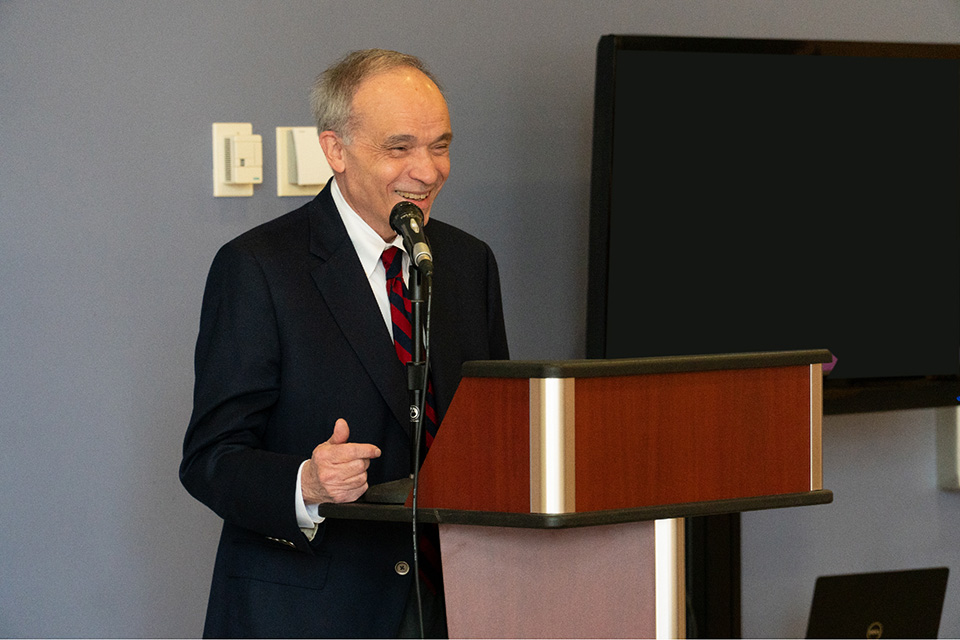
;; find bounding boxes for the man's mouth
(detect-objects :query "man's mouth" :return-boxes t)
[396,190,428,202]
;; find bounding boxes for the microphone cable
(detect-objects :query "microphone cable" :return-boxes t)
[410,271,433,639]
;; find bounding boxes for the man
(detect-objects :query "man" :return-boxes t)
[180,49,510,638]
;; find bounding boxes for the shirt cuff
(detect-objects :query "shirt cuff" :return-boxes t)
[296,460,324,539]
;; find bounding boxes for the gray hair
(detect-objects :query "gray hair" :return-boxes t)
[309,49,443,143]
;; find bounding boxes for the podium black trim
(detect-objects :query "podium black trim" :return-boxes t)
[462,350,833,379]
[318,490,833,529]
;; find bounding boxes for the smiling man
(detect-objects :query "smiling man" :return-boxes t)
[180,50,509,638]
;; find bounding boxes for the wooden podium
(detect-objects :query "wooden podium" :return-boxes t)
[321,350,833,638]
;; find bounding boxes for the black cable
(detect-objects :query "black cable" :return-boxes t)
[410,273,432,639]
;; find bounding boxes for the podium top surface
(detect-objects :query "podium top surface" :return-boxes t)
[462,349,833,379]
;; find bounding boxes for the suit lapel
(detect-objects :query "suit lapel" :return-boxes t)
[307,187,410,435]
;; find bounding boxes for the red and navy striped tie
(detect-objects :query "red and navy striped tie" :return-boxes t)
[381,246,443,594]
[381,246,438,446]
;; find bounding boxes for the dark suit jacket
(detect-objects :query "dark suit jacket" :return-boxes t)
[180,183,509,638]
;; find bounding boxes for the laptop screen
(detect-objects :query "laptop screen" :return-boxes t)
[806,567,949,638]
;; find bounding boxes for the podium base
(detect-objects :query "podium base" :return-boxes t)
[440,521,661,638]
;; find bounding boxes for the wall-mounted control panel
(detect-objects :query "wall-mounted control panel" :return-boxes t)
[212,122,263,197]
[276,126,332,196]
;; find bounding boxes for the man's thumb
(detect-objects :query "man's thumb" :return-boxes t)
[327,418,349,445]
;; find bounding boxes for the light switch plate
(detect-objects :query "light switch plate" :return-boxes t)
[276,126,331,197]
[213,122,256,197]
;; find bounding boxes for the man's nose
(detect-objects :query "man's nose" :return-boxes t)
[408,149,444,184]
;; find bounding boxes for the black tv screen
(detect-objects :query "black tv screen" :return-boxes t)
[587,35,960,412]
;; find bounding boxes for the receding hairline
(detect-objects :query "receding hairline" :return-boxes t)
[351,65,446,105]
[310,49,445,139]
[343,67,450,141]
[326,48,441,86]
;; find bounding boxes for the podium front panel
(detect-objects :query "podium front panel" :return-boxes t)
[415,354,825,515]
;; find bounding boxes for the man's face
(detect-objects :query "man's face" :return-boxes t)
[322,67,452,241]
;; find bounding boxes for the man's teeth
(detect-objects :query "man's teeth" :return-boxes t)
[396,191,427,201]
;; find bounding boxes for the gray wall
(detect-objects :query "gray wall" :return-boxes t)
[1,1,957,636]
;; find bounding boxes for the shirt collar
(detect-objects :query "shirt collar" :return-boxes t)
[331,177,404,279]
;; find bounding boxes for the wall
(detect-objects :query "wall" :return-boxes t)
[1,1,957,636]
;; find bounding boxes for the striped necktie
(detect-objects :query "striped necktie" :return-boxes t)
[381,246,438,446]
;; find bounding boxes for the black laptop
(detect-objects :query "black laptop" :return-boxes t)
[805,567,949,638]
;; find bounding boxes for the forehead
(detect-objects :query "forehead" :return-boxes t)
[350,67,450,137]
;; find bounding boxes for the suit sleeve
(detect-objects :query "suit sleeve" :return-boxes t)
[179,242,308,547]
[483,241,510,361]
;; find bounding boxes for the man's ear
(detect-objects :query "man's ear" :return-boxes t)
[318,131,346,174]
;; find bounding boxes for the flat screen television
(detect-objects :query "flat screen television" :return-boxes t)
[587,35,960,413]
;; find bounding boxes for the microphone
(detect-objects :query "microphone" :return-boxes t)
[389,201,434,277]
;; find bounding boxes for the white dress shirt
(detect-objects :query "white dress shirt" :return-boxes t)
[296,178,409,536]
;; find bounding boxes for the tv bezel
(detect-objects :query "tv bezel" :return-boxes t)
[586,34,960,414]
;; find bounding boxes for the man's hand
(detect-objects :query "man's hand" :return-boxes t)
[301,419,381,505]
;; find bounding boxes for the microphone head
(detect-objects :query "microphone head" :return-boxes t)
[389,201,425,235]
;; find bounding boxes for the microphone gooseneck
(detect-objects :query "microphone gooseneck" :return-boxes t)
[389,201,434,277]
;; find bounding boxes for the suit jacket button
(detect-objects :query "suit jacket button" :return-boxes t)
[395,561,410,576]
